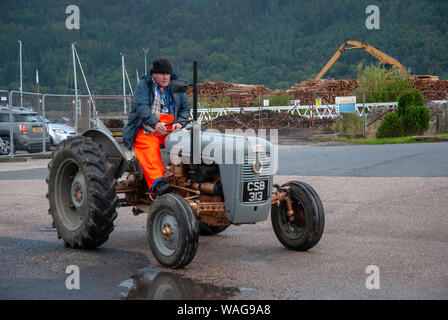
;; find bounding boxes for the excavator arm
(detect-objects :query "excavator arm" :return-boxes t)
[315,40,407,80]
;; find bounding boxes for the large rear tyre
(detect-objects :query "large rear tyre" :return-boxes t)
[147,194,199,269]
[198,221,228,236]
[46,136,118,249]
[271,181,324,251]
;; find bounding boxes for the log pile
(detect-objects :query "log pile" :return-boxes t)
[411,79,448,100]
[187,81,271,107]
[286,79,359,104]
[185,78,447,109]
[201,110,335,132]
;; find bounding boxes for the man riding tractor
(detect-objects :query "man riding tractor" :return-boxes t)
[122,58,190,196]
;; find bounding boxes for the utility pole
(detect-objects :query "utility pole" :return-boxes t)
[35,70,40,112]
[72,43,78,132]
[363,92,366,137]
[143,48,149,75]
[446,92,448,134]
[35,70,39,93]
[18,40,23,108]
[121,53,126,114]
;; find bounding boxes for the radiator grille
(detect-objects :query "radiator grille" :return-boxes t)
[241,152,271,182]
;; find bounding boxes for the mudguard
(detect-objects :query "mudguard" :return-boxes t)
[82,129,128,179]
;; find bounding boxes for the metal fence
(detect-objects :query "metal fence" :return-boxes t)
[1,89,447,158]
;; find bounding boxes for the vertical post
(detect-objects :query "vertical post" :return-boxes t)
[143,48,149,75]
[436,111,440,135]
[42,94,46,153]
[446,92,448,134]
[136,69,139,83]
[191,61,200,165]
[363,92,366,137]
[8,91,13,157]
[193,61,198,121]
[35,70,40,111]
[121,53,126,114]
[310,92,314,140]
[18,40,23,109]
[72,43,79,133]
[35,70,39,93]
[88,99,91,130]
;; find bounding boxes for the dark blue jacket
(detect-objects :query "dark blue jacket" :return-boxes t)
[122,72,191,150]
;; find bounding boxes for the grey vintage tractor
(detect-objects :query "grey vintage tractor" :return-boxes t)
[46,63,324,269]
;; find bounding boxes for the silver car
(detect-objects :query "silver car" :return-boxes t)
[44,119,77,146]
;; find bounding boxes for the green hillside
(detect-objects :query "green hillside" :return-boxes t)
[0,0,447,94]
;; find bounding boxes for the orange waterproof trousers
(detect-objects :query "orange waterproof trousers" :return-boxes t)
[133,114,174,191]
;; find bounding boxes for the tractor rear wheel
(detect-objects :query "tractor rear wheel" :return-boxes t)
[47,136,118,249]
[147,193,199,269]
[271,181,324,251]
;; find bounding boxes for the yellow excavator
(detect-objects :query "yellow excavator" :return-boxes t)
[315,40,439,80]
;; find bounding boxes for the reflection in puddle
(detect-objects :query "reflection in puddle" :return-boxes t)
[119,267,244,300]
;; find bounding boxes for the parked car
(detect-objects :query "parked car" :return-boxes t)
[43,118,77,146]
[0,106,51,153]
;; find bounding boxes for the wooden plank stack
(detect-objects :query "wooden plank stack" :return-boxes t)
[411,79,448,100]
[185,78,447,109]
[286,79,359,104]
[187,81,271,107]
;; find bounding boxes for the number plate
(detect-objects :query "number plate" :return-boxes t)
[33,127,42,132]
[242,180,269,203]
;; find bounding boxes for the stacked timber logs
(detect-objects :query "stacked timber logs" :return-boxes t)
[201,109,335,132]
[286,79,359,105]
[185,78,447,109]
[411,79,448,100]
[187,81,271,107]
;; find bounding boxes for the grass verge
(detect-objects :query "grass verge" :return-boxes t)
[333,134,448,145]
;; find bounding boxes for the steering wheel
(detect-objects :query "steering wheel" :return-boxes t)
[165,119,193,132]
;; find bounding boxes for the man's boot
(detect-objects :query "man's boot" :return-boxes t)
[154,180,172,196]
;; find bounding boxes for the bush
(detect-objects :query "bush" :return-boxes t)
[404,105,430,135]
[355,63,412,103]
[376,112,405,138]
[396,89,424,117]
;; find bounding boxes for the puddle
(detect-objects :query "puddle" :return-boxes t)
[118,267,247,300]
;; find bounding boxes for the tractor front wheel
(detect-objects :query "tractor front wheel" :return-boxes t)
[147,194,199,269]
[271,181,324,251]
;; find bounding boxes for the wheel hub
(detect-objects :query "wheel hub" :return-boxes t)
[71,170,87,208]
[161,224,173,240]
[154,213,179,255]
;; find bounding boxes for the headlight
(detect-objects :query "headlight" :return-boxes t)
[53,128,67,134]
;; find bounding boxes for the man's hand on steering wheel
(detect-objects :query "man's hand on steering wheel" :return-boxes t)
[164,119,193,133]
[154,122,168,135]
[171,123,183,131]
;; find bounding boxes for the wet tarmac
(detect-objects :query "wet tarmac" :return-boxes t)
[1,143,447,299]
